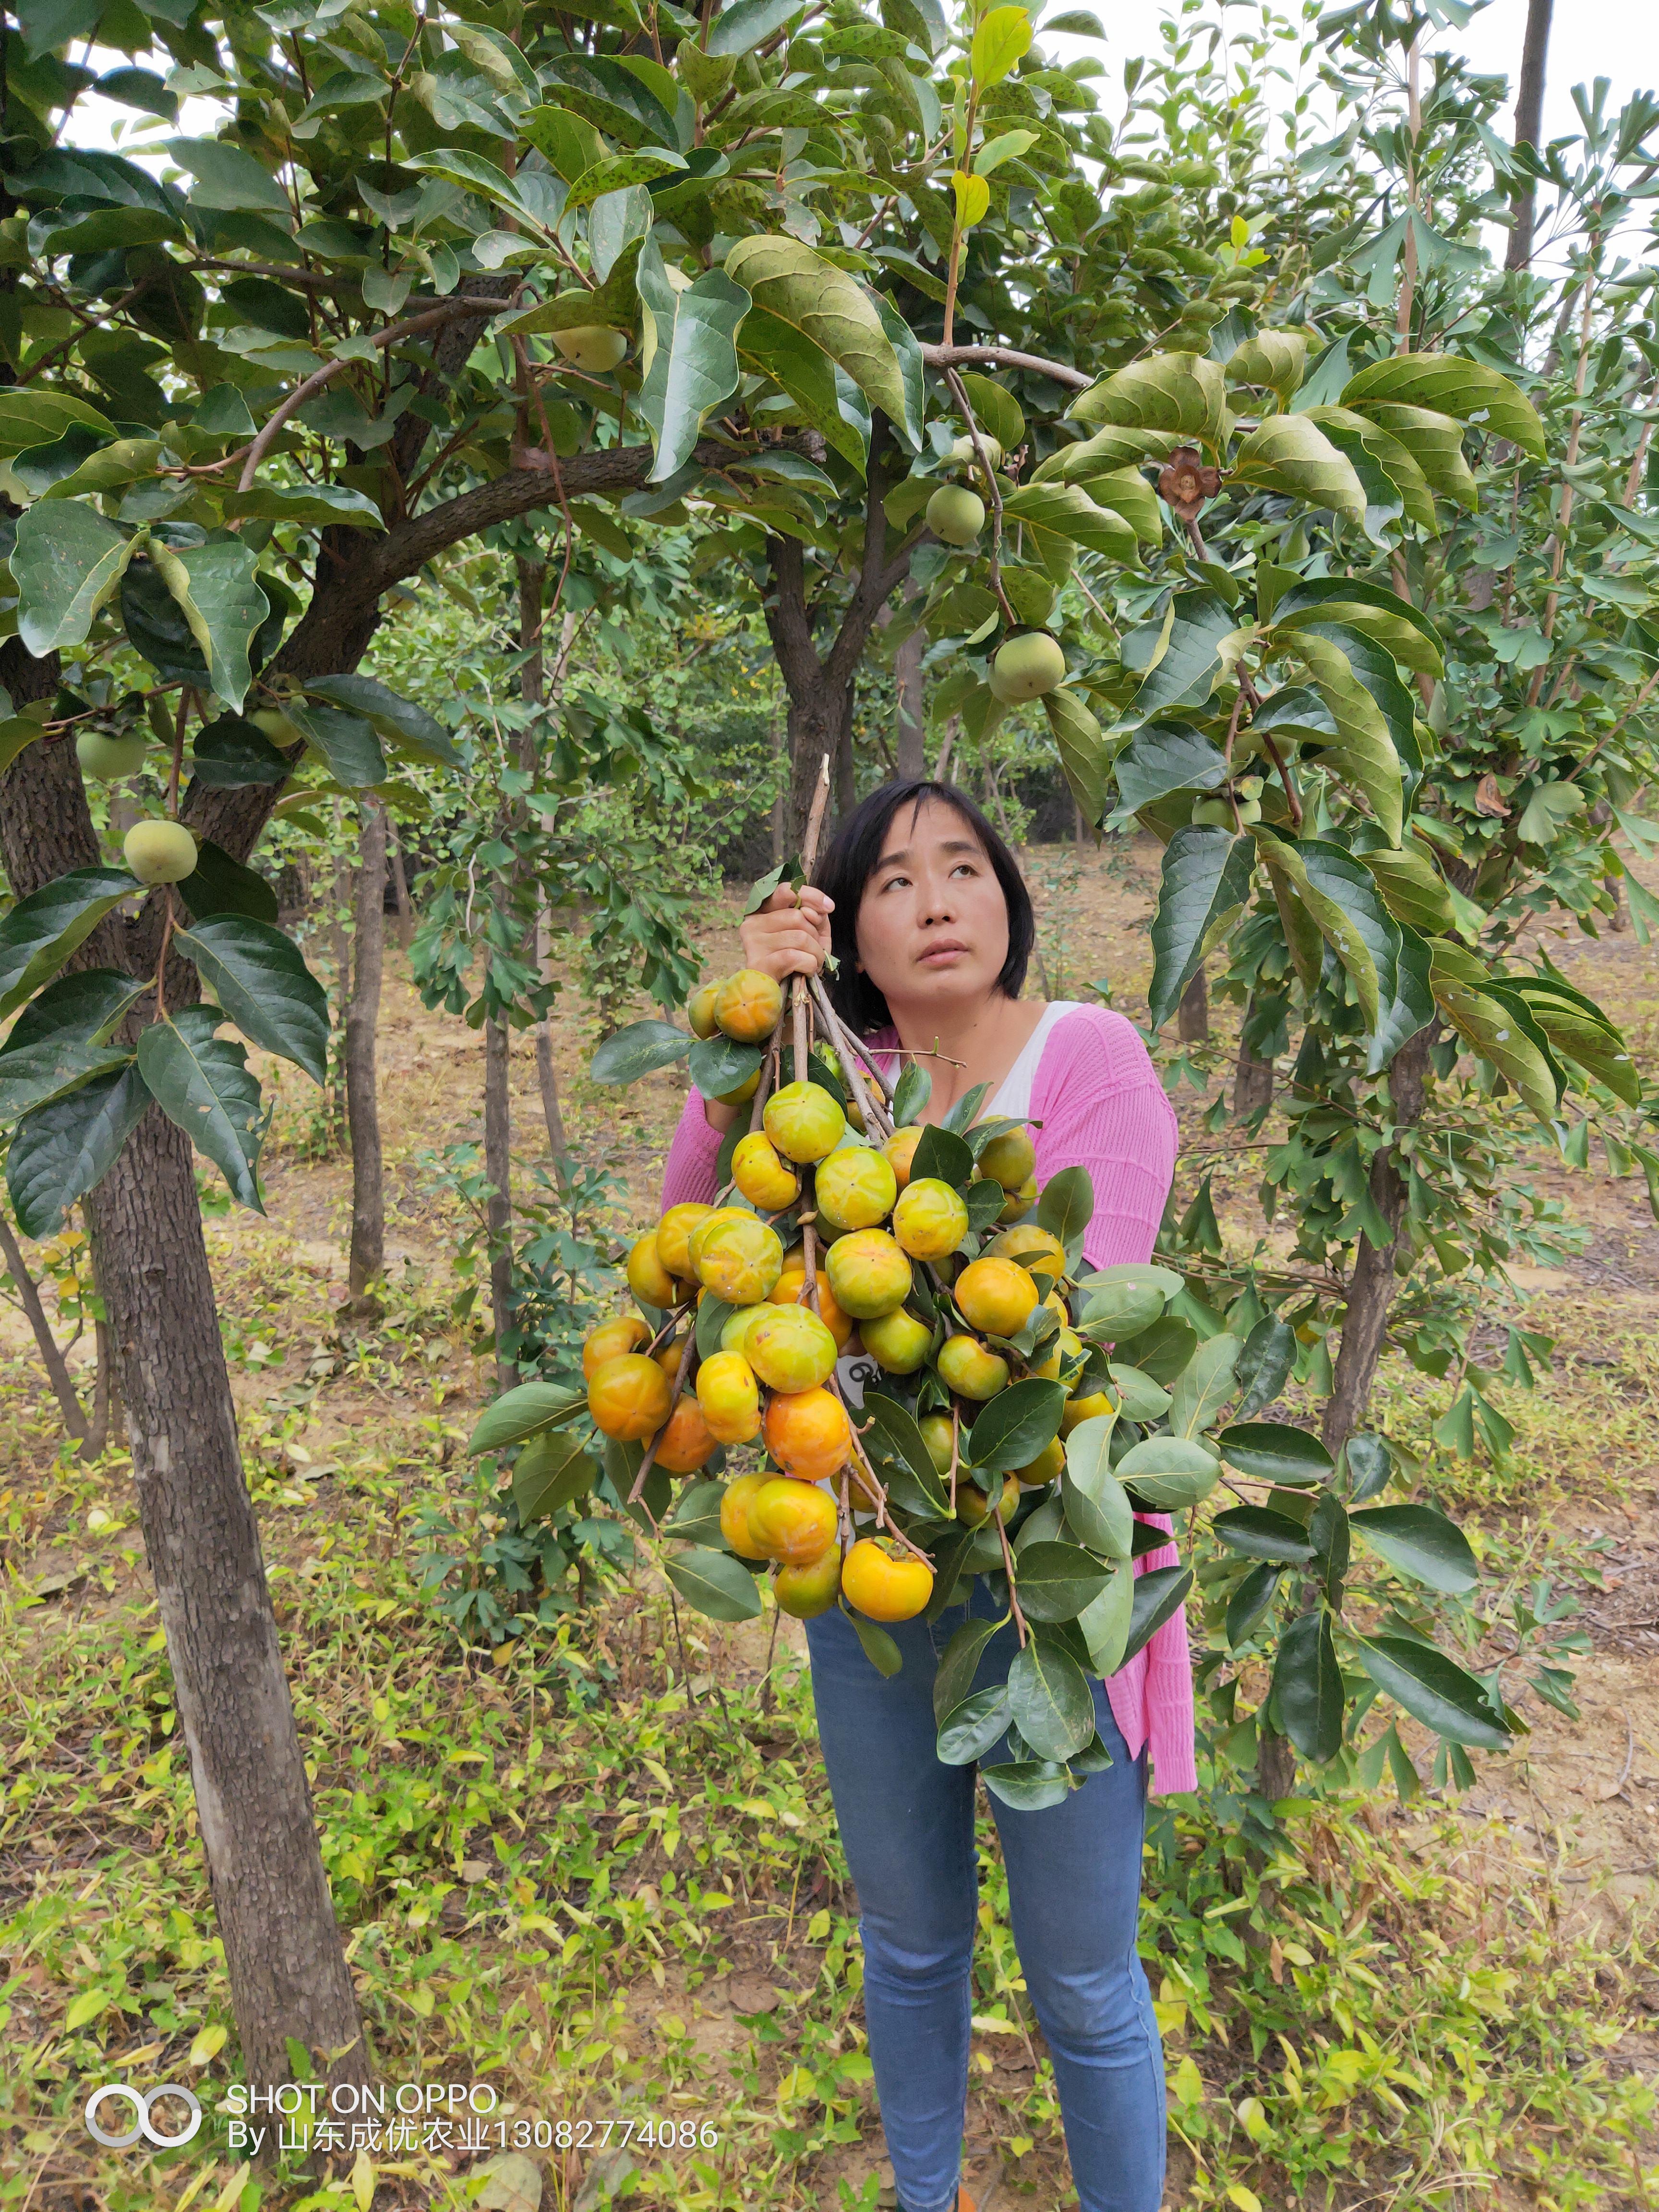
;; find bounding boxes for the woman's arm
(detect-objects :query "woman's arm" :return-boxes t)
[660,1091,725,1212]
[1028,1007,1178,1268]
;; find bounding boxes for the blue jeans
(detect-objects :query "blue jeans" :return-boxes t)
[804,1589,1166,2212]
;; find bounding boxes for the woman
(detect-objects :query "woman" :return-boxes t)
[659,781,1190,2212]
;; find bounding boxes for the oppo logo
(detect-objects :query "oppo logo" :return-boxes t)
[84,2082,204,2149]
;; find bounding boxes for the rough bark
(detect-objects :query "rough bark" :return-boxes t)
[1505,0,1554,272]
[1178,966,1210,1044]
[0,638,367,2095]
[328,851,351,1149]
[1233,993,1275,1118]
[894,579,926,780]
[769,697,785,864]
[484,1020,514,1388]
[1321,1025,1436,1455]
[346,797,386,1300]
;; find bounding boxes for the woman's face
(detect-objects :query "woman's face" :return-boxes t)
[854,797,1011,1017]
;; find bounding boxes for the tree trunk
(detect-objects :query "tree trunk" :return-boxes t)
[1321,1025,1436,1456]
[1233,993,1275,1118]
[835,698,856,823]
[328,848,351,1150]
[345,796,386,1301]
[0,637,368,2097]
[779,665,854,851]
[534,910,567,1157]
[484,1018,514,1388]
[1178,966,1210,1043]
[0,1202,92,1451]
[769,695,785,864]
[895,580,926,780]
[387,820,414,952]
[519,566,568,1164]
[1505,0,1553,271]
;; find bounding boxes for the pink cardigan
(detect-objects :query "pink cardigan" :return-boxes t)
[660,1003,1197,1796]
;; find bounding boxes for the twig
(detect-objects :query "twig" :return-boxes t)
[948,1403,961,1517]
[808,974,894,1142]
[0,1209,91,1447]
[995,1502,1027,1647]
[946,366,1015,627]
[829,1373,932,1565]
[629,1330,697,1505]
[920,342,1091,392]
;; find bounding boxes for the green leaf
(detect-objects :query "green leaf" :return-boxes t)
[724,234,907,428]
[8,1062,152,1236]
[171,916,330,1084]
[283,700,387,789]
[1077,1555,1134,1674]
[845,1606,904,1675]
[1217,1420,1333,1483]
[863,1390,950,1516]
[1211,1505,1315,1563]
[0,867,138,1021]
[665,1545,765,1623]
[1355,1634,1511,1748]
[967,1378,1067,1473]
[223,481,386,532]
[999,482,1137,579]
[0,388,114,457]
[1034,1162,1093,1246]
[513,1429,598,1523]
[891,1063,931,1126]
[1114,1435,1219,1510]
[932,1614,1003,1725]
[1042,687,1113,830]
[1061,1416,1131,1558]
[1229,413,1366,524]
[956,371,1024,452]
[1070,351,1226,445]
[1232,1315,1295,1419]
[1114,1315,1197,1386]
[1347,403,1477,509]
[637,238,750,481]
[3,968,145,1054]
[910,1121,974,1185]
[190,712,292,788]
[1225,1562,1280,1647]
[166,136,292,215]
[566,147,687,212]
[980,1759,1072,1811]
[1350,1505,1479,1593]
[1270,576,1443,677]
[1226,329,1306,401]
[1114,721,1228,814]
[1429,941,1558,1125]
[1255,834,1398,1035]
[936,1683,1013,1764]
[1008,1638,1095,1760]
[1010,1539,1112,1623]
[178,840,279,925]
[1369,924,1437,1075]
[1283,631,1405,844]
[1167,1333,1239,1438]
[970,2,1033,84]
[135,1014,267,1211]
[1505,980,1637,1104]
[1129,589,1238,723]
[687,1035,761,1099]
[1358,843,1454,935]
[470,1381,587,1453]
[663,1478,727,1548]
[1147,826,1256,1029]
[1273,1609,1344,1764]
[1078,1272,1167,1338]
[12,501,140,655]
[0,1036,133,1127]
[147,540,268,712]
[1305,406,1437,531]
[1339,352,1544,458]
[590,1019,693,1084]
[737,303,869,474]
[303,676,459,767]
[707,0,805,55]
[1120,1563,1192,1665]
[1074,465,1162,543]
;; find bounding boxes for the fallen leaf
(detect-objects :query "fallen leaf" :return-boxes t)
[472,2152,543,2212]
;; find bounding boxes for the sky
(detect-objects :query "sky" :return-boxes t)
[62,0,1659,196]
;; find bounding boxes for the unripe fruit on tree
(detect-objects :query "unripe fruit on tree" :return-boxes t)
[687,982,721,1038]
[763,1385,851,1480]
[587,1352,672,1442]
[926,483,985,546]
[955,1255,1039,1337]
[695,1212,785,1305]
[956,1478,1016,1528]
[696,1349,761,1445]
[920,1414,955,1476]
[746,1303,839,1393]
[76,729,149,781]
[1014,1436,1065,1486]
[552,324,628,373]
[1033,1324,1083,1384]
[825,1226,912,1320]
[938,1333,1011,1400]
[123,819,198,885]
[746,1476,838,1565]
[1190,798,1231,828]
[976,1126,1036,1191]
[655,1394,716,1476]
[1061,1387,1116,1436]
[988,631,1066,704]
[858,1305,931,1374]
[732,1130,801,1212]
[251,707,305,748]
[892,1177,969,1262]
[583,1313,650,1380]
[815,1144,898,1233]
[721,1302,770,1359]
[770,1266,853,1348]
[986,1224,1067,1279]
[626,1229,677,1310]
[657,1202,714,1281]
[774,1546,842,1618]
[721,1472,770,1560]
[999,1173,1037,1224]
[718,1070,761,1106]
[764,1079,846,1163]
[949,433,1002,470]
[842,1536,933,1623]
[883,1124,925,1188]
[714,967,783,1042]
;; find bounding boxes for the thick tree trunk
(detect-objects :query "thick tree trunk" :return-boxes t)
[1233,992,1275,1118]
[1505,0,1553,271]
[895,580,926,780]
[780,665,854,851]
[1321,1025,1435,1455]
[0,637,367,2096]
[1178,966,1210,1043]
[346,797,386,1300]
[484,1018,514,1387]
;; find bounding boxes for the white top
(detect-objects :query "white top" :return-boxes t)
[986,999,1083,1121]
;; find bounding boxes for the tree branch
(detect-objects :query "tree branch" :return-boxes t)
[921,342,1092,392]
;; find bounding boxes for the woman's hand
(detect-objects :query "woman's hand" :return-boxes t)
[738,883,834,983]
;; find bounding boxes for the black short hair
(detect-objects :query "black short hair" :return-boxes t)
[814,779,1035,1036]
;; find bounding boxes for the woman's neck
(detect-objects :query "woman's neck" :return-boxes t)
[885,991,1047,1123]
